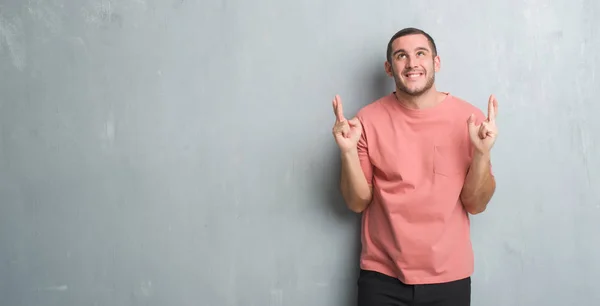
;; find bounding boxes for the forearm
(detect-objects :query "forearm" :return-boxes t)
[340,149,373,213]
[460,152,496,214]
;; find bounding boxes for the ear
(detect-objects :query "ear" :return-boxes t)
[384,61,394,77]
[433,55,441,72]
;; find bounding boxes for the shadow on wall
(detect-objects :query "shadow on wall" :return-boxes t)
[315,61,391,305]
[370,64,394,103]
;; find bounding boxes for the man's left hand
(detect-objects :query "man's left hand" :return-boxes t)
[468,95,498,155]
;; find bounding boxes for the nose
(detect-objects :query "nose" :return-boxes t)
[406,56,418,68]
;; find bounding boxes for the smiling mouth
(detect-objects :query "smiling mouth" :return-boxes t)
[404,71,424,80]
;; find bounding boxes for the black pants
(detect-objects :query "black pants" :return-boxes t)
[357,270,471,306]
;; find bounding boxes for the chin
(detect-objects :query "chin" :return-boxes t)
[406,90,427,96]
[400,85,426,96]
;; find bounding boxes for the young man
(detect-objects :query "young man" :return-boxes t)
[331,28,498,306]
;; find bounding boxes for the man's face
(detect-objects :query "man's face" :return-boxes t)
[385,34,440,96]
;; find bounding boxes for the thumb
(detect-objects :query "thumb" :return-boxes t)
[467,114,478,134]
[348,117,361,127]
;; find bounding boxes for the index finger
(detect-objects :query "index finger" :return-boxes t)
[333,95,346,122]
[487,94,497,121]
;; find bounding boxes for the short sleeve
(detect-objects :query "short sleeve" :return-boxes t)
[356,116,374,186]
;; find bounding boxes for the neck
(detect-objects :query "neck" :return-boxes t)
[394,87,443,110]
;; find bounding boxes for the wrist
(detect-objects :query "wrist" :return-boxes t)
[341,148,359,160]
[472,151,491,163]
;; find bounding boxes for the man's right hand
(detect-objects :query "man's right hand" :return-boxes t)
[331,95,362,153]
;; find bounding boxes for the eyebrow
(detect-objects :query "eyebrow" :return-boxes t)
[392,47,430,56]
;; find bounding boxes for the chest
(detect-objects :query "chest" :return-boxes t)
[367,117,471,182]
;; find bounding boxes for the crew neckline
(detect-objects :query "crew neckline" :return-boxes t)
[386,91,452,116]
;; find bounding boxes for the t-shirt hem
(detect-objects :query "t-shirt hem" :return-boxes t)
[360,261,473,285]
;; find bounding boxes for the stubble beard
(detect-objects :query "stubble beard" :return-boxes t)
[394,68,436,97]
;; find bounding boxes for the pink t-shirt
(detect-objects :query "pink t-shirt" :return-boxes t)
[356,92,488,285]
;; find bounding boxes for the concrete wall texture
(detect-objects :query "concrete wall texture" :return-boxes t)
[1,0,599,305]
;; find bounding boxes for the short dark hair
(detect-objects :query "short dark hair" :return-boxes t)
[386,27,437,62]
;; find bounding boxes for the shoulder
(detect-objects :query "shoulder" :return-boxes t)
[355,93,394,122]
[447,94,487,123]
